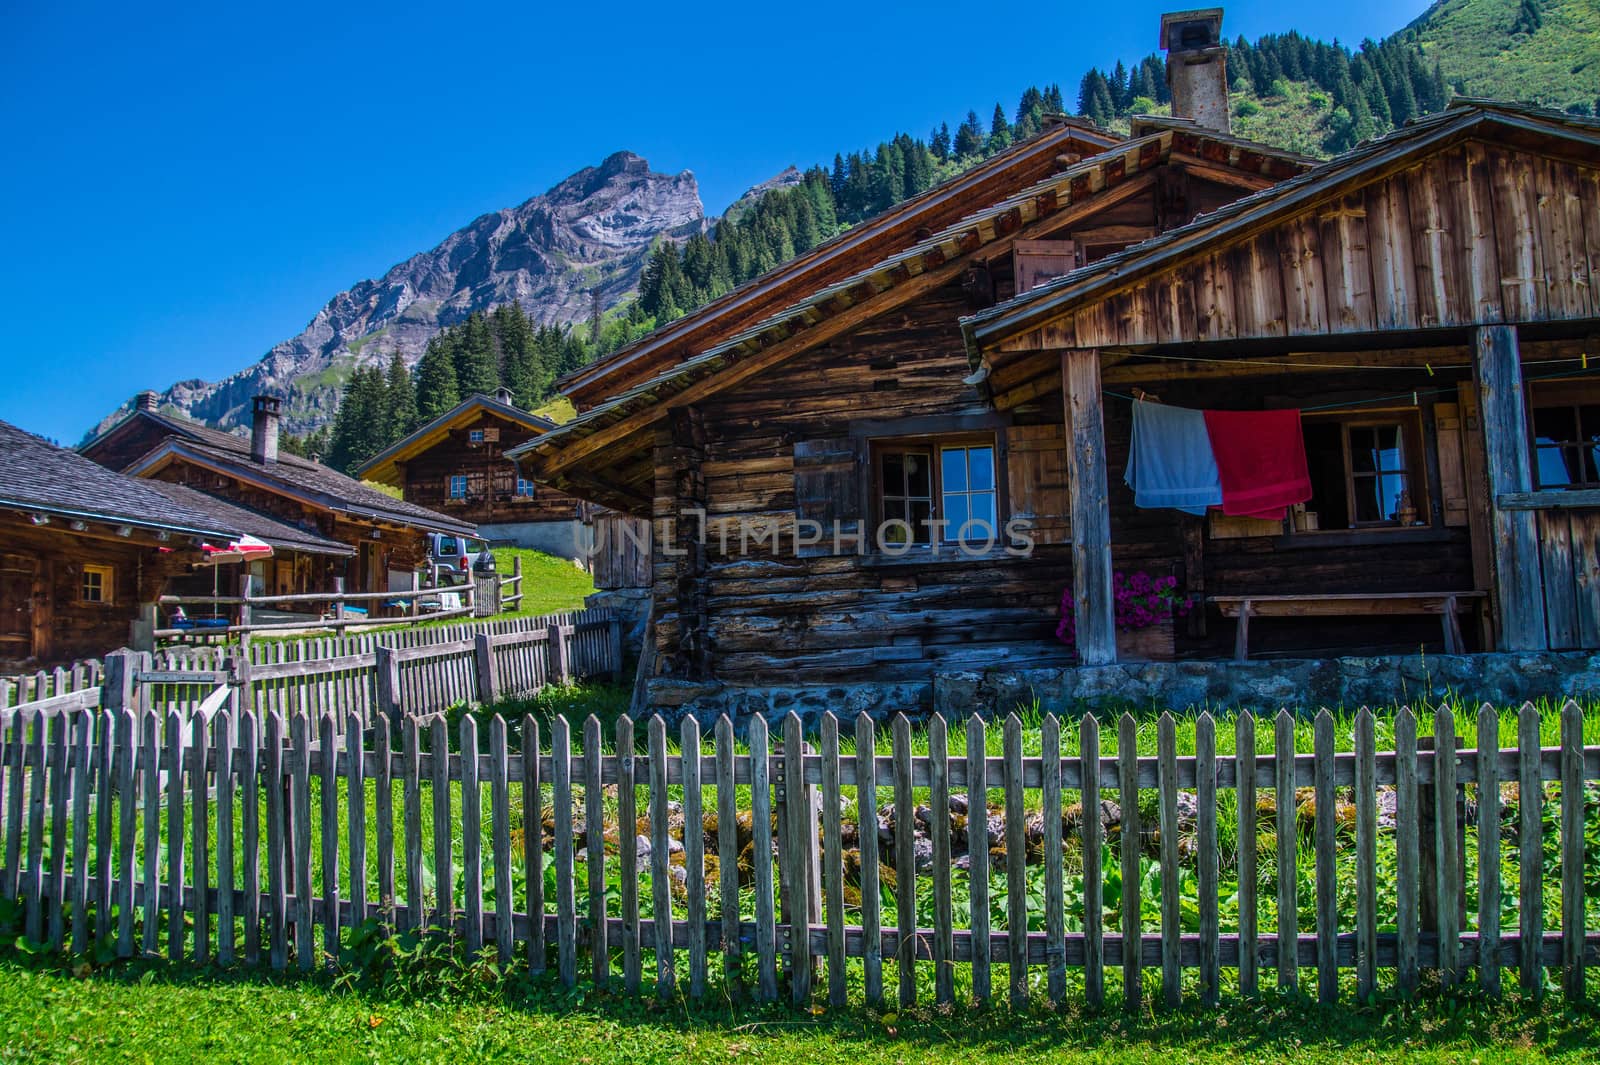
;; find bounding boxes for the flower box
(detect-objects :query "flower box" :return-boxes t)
[1117,619,1176,661]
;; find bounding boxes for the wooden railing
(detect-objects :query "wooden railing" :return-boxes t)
[500,556,524,610]
[0,701,1593,1009]
[156,577,478,640]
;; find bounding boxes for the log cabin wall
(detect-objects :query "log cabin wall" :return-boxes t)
[398,410,587,526]
[650,279,1077,686]
[637,166,1303,686]
[0,517,194,666]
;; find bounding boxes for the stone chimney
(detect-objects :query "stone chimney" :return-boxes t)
[250,395,281,464]
[1161,8,1230,134]
[494,386,516,407]
[134,391,159,413]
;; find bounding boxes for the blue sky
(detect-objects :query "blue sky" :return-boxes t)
[0,0,1429,444]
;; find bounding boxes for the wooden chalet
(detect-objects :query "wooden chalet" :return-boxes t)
[82,393,476,601]
[510,10,1332,703]
[355,388,591,556]
[0,419,232,666]
[961,98,1600,667]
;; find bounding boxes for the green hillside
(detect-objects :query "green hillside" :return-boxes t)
[1403,0,1600,111]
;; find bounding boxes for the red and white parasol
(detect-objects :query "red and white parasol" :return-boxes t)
[199,534,274,564]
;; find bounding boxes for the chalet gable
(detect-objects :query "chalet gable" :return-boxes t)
[510,124,1311,512]
[124,438,477,537]
[355,390,558,487]
[961,102,1600,409]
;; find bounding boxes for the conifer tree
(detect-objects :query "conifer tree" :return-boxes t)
[383,352,417,438]
[415,334,460,422]
[452,312,499,396]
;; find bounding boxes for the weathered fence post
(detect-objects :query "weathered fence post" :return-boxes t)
[473,633,500,705]
[547,622,569,685]
[375,645,401,725]
[103,650,135,713]
[607,616,624,682]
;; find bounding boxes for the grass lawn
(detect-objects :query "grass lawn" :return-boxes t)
[489,547,595,619]
[1,958,1595,1064]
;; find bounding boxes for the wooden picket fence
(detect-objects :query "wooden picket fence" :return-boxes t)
[101,609,624,730]
[0,697,1593,1010]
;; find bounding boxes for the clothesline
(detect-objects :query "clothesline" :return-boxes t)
[1104,361,1600,416]
[1105,351,1593,374]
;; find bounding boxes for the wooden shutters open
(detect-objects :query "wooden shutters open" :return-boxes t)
[1005,424,1071,544]
[1434,401,1470,527]
[1013,240,1079,296]
[793,438,864,557]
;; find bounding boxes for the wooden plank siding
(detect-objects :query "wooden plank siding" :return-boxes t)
[997,143,1600,356]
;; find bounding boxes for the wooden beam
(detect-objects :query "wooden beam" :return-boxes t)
[1101,346,1474,385]
[1062,348,1116,665]
[1475,325,1548,651]
[1168,155,1280,191]
[1497,489,1600,511]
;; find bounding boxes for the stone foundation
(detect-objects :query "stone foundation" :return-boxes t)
[646,650,1600,728]
[584,588,652,655]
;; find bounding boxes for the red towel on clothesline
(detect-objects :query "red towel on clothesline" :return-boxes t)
[1201,408,1312,520]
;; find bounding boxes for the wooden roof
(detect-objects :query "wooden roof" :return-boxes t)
[553,118,1129,410]
[125,439,478,537]
[961,101,1600,386]
[0,419,233,540]
[508,123,1311,511]
[355,392,557,486]
[142,481,355,556]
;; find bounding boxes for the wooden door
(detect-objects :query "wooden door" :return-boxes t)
[0,553,34,659]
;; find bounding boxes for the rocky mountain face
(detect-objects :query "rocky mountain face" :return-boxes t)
[104,151,706,437]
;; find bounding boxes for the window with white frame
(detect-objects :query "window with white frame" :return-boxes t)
[516,478,536,497]
[468,430,485,443]
[449,474,469,498]
[940,443,998,539]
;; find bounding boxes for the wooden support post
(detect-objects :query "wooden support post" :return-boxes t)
[473,633,499,705]
[238,573,253,633]
[1474,325,1547,650]
[333,576,346,633]
[1062,348,1116,665]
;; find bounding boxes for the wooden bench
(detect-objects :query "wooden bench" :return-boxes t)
[1209,591,1488,662]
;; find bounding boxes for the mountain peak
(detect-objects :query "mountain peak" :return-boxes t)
[102,153,708,438]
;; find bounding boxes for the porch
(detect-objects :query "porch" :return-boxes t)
[1047,326,1600,669]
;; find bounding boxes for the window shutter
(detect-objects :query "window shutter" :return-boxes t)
[1433,401,1469,527]
[793,437,864,557]
[1005,424,1071,544]
[1013,239,1079,296]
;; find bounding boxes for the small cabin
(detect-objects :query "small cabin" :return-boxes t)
[82,394,477,603]
[0,420,229,667]
[356,389,592,558]
[511,13,1400,717]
